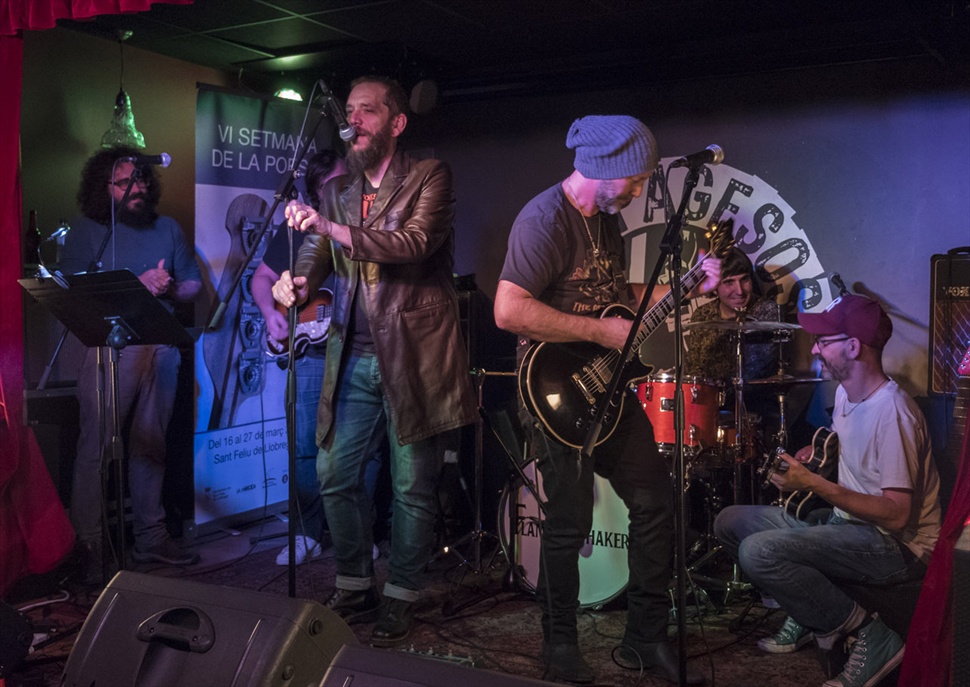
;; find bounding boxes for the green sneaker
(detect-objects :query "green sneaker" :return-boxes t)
[822,615,904,687]
[758,615,815,653]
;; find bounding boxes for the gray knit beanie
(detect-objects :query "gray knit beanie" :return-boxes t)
[566,115,658,180]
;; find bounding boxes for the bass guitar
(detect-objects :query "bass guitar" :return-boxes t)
[265,287,333,359]
[518,218,735,449]
[759,426,839,519]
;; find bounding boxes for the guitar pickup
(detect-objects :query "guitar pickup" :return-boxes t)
[570,372,599,405]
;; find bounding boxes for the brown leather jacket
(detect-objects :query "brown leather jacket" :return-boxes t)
[294,150,477,446]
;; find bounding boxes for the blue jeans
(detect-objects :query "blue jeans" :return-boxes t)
[318,352,444,603]
[291,351,325,541]
[713,505,918,633]
[529,397,673,646]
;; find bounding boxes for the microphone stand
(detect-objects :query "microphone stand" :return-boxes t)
[205,105,328,599]
[580,161,705,687]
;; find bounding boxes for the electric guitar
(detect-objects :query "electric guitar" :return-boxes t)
[265,287,333,358]
[760,427,839,519]
[518,218,735,449]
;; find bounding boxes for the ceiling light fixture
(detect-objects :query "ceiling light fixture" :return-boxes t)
[274,87,304,102]
[101,30,145,149]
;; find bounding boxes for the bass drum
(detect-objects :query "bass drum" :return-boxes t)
[497,461,629,609]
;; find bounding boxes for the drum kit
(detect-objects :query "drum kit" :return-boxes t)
[497,317,824,608]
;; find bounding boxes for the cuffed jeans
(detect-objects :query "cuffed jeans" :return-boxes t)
[713,505,920,633]
[72,344,179,550]
[318,351,443,603]
[529,396,673,646]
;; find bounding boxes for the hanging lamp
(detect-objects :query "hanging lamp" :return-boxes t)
[101,30,145,149]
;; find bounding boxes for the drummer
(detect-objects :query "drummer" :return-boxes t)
[684,247,780,383]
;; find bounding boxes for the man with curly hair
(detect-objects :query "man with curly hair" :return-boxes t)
[60,146,202,583]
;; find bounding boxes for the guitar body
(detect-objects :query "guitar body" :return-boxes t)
[517,218,736,449]
[518,304,653,449]
[760,427,839,519]
[265,287,333,358]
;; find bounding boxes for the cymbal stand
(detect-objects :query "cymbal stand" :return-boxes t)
[687,329,751,603]
[436,369,522,616]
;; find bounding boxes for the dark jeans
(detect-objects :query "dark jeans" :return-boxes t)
[529,394,673,646]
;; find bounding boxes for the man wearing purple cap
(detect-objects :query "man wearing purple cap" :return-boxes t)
[714,294,941,687]
[495,115,720,684]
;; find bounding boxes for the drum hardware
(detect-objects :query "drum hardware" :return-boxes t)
[434,368,525,616]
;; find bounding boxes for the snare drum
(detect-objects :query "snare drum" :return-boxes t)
[636,374,721,452]
[498,462,629,608]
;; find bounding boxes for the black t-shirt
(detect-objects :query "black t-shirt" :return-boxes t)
[500,183,630,319]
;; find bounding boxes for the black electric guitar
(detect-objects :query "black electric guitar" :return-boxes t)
[518,218,735,449]
[760,427,839,519]
[265,287,333,358]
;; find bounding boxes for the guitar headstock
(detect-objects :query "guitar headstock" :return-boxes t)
[959,343,970,377]
[705,218,736,259]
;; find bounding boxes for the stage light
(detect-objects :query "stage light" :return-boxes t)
[274,88,304,102]
[101,30,145,149]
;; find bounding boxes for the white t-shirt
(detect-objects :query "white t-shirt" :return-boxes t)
[831,379,941,562]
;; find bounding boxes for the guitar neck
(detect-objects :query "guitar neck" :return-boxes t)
[631,259,707,351]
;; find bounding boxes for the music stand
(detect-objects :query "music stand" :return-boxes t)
[20,270,193,576]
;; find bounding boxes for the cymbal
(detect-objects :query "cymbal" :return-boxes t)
[685,319,801,333]
[746,374,824,387]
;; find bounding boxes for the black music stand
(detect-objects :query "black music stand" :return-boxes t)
[20,270,193,576]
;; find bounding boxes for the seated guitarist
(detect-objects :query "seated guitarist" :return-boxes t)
[494,115,721,685]
[713,294,942,687]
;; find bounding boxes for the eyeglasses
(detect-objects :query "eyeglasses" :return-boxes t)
[814,336,851,349]
[109,176,147,187]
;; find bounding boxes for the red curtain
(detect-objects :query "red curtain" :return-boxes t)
[0,0,193,596]
[899,419,970,687]
[1,0,192,35]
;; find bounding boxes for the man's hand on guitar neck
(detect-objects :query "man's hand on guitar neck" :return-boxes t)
[769,446,817,492]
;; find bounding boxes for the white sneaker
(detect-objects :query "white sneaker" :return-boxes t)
[275,536,322,566]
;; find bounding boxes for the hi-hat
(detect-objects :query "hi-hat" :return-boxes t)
[685,319,801,333]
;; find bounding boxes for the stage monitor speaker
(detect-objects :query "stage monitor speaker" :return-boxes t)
[61,571,357,687]
[929,249,970,395]
[320,644,558,686]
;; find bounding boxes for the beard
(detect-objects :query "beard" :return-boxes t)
[595,181,633,215]
[117,196,158,227]
[346,120,394,176]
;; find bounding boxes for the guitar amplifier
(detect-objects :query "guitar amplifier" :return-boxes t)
[929,249,970,394]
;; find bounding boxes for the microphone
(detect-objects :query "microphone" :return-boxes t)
[124,153,172,168]
[671,144,724,169]
[318,79,356,142]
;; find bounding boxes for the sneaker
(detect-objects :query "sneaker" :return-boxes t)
[758,615,815,653]
[275,536,322,566]
[325,587,382,624]
[132,538,200,566]
[541,642,595,684]
[822,616,904,687]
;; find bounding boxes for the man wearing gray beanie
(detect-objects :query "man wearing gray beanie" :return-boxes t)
[495,115,719,684]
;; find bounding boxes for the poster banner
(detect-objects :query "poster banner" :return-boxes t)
[192,86,335,530]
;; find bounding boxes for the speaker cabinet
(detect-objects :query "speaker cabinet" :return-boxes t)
[929,249,970,395]
[320,644,557,686]
[61,571,356,687]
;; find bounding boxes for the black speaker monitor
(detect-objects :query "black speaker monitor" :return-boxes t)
[61,571,357,687]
